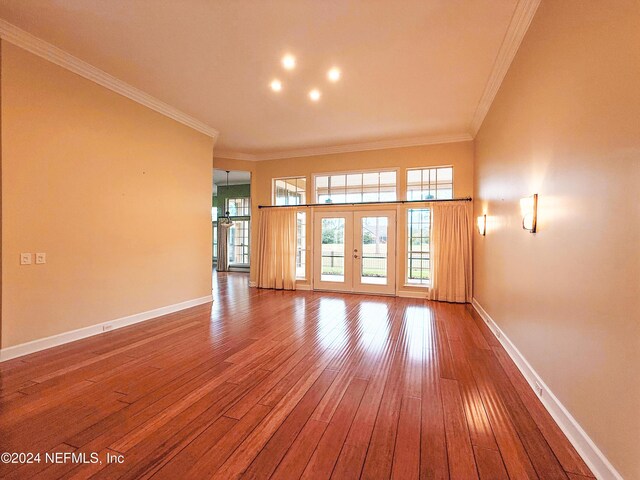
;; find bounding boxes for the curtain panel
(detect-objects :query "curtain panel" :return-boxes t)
[256,207,297,290]
[216,223,230,272]
[429,202,473,303]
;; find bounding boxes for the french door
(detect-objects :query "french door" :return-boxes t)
[313,210,396,295]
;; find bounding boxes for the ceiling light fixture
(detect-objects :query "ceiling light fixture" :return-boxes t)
[218,171,234,227]
[270,79,282,92]
[309,89,321,102]
[327,67,341,82]
[282,54,296,70]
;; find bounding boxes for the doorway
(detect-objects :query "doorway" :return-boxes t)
[213,169,251,273]
[313,210,396,295]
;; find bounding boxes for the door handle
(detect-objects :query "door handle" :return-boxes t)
[353,254,359,259]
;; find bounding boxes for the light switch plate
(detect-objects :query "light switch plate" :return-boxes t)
[35,253,46,264]
[20,253,33,265]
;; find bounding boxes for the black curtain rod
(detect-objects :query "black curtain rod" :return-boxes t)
[258,197,472,209]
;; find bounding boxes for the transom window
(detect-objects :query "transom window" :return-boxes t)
[407,167,453,200]
[407,208,431,285]
[315,170,396,204]
[274,177,306,205]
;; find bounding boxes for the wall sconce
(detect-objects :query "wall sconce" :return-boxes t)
[520,193,538,233]
[477,214,487,236]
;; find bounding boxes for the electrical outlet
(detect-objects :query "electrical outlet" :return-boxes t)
[102,324,113,332]
[35,253,46,264]
[20,253,33,265]
[491,321,501,338]
[534,381,543,397]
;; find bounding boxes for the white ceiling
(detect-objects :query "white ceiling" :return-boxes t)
[0,0,524,157]
[213,169,251,186]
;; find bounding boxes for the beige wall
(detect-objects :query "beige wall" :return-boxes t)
[1,42,214,348]
[217,140,474,292]
[473,1,640,478]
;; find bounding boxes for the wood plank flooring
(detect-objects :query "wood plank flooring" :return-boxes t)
[0,272,594,479]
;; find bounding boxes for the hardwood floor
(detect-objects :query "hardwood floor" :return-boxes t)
[0,272,594,479]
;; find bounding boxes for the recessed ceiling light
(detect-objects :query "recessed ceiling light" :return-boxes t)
[282,54,296,70]
[309,89,321,101]
[327,67,341,82]
[270,79,282,92]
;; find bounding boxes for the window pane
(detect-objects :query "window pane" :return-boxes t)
[362,172,379,187]
[273,177,306,205]
[362,191,379,202]
[437,167,452,182]
[296,212,306,279]
[226,198,250,216]
[379,171,396,186]
[316,175,328,188]
[406,167,453,200]
[330,174,346,187]
[229,220,250,265]
[379,189,396,202]
[332,193,346,204]
[321,218,345,282]
[346,192,363,203]
[407,169,421,184]
[315,170,396,203]
[407,208,430,285]
[346,173,362,187]
[407,187,420,201]
[361,216,388,285]
[212,223,218,260]
[316,175,329,188]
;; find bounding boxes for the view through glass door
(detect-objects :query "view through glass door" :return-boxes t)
[313,210,396,295]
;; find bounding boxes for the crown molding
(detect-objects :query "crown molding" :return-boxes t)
[469,0,540,135]
[214,132,473,162]
[213,151,260,162]
[0,19,219,142]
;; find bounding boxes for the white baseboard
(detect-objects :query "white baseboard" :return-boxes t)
[472,298,623,480]
[0,295,213,363]
[247,281,310,291]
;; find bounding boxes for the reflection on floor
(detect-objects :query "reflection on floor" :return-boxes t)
[0,272,593,479]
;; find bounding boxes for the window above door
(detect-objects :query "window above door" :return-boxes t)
[407,167,453,200]
[273,177,306,205]
[314,170,397,204]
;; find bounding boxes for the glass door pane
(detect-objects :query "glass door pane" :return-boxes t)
[320,218,346,282]
[360,216,389,285]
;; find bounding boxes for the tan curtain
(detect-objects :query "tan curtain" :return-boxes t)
[256,207,297,290]
[216,223,230,272]
[429,202,473,303]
